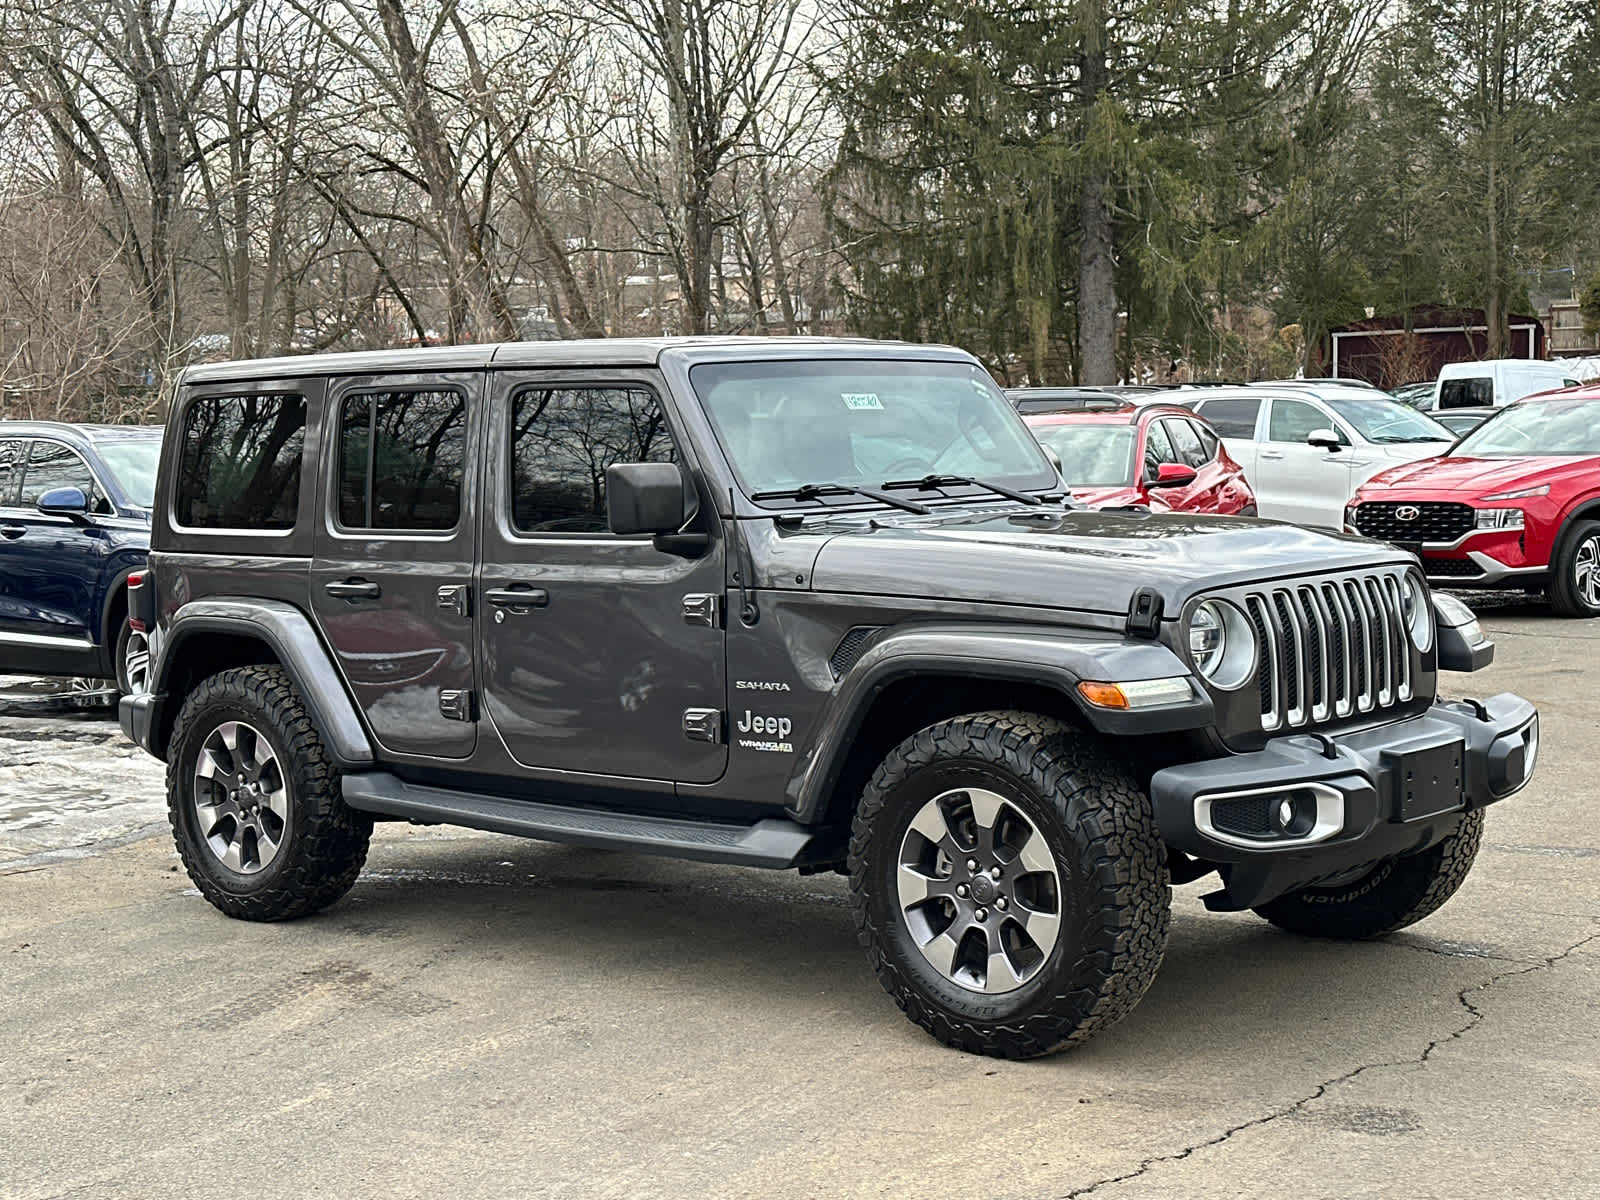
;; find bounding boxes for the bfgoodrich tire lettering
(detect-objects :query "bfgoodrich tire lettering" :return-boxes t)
[168,665,372,921]
[1252,810,1484,939]
[849,711,1171,1058]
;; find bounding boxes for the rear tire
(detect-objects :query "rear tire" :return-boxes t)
[113,615,148,697]
[849,711,1170,1058]
[1252,810,1484,939]
[1550,520,1600,617]
[168,665,371,921]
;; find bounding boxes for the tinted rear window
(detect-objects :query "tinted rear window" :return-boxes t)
[176,394,306,529]
[1194,397,1260,438]
[1440,378,1493,409]
[337,390,466,530]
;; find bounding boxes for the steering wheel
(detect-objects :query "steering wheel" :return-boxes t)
[879,456,932,479]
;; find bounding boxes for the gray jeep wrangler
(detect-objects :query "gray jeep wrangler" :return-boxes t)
[122,338,1539,1058]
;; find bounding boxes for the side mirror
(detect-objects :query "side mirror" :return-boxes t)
[1040,445,1063,474]
[1306,428,1343,452]
[607,462,689,535]
[37,486,90,518]
[1148,463,1197,488]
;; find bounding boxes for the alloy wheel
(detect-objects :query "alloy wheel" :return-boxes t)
[123,628,151,694]
[192,720,290,875]
[1574,535,1600,609]
[896,787,1064,994]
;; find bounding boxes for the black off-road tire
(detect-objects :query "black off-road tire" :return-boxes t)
[1550,519,1600,618]
[848,711,1171,1059]
[1253,810,1484,939]
[168,665,372,921]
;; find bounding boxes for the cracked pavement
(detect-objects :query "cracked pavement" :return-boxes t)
[2,591,1598,1199]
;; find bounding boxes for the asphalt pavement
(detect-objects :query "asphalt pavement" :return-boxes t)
[2,594,1597,1199]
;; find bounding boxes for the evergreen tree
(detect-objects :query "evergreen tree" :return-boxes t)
[828,0,1338,383]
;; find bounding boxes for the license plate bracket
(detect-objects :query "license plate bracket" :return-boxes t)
[1383,739,1465,822]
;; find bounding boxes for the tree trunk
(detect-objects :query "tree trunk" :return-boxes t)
[1076,0,1117,385]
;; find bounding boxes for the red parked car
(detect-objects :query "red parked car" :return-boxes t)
[1347,387,1600,616]
[1024,404,1256,515]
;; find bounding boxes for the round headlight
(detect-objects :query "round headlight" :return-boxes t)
[1188,599,1255,690]
[1401,574,1433,651]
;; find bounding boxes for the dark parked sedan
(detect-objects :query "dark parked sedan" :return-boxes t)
[0,421,161,693]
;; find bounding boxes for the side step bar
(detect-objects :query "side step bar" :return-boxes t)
[341,772,820,869]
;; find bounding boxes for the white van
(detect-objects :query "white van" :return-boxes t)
[1432,359,1580,410]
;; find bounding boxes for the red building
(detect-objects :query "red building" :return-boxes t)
[1321,306,1547,388]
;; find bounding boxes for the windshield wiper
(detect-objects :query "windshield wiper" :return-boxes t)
[880,473,1044,505]
[751,481,932,515]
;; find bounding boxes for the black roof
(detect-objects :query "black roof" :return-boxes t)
[181,336,972,385]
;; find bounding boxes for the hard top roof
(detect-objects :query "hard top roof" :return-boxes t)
[180,336,974,385]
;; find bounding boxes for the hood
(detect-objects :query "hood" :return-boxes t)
[1359,454,1598,496]
[805,507,1400,615]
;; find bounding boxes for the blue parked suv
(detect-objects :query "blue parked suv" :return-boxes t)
[0,421,162,694]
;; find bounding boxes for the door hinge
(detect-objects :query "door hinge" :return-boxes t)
[681,593,722,628]
[439,689,476,722]
[682,708,723,743]
[436,584,471,618]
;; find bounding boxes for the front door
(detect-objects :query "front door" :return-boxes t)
[310,374,479,759]
[1,440,109,643]
[1254,397,1358,527]
[476,371,728,784]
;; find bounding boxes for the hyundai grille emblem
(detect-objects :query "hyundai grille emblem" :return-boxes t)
[1395,505,1420,522]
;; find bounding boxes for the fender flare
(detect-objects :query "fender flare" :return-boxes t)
[1552,499,1600,569]
[154,598,374,768]
[784,624,1210,823]
[99,563,142,651]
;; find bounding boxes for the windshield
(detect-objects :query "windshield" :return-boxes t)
[1028,424,1135,487]
[1453,399,1600,457]
[94,438,161,507]
[690,360,1055,500]
[1326,396,1452,443]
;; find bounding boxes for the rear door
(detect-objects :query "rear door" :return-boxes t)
[475,370,728,783]
[310,375,480,760]
[1189,396,1262,479]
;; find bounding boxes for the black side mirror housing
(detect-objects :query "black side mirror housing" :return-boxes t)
[37,486,90,518]
[608,463,706,556]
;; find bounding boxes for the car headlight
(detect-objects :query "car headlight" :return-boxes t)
[1482,484,1549,501]
[1400,573,1434,652]
[1187,599,1255,689]
[1475,507,1525,529]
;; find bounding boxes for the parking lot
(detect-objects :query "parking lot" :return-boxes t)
[2,592,1597,1200]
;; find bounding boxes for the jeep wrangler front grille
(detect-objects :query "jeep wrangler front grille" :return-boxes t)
[1244,571,1413,732]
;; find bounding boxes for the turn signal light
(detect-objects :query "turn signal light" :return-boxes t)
[1077,677,1193,710]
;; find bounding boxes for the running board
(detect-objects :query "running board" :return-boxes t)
[341,772,819,869]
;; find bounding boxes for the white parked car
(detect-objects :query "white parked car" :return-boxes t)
[1170,385,1454,528]
[1431,360,1580,411]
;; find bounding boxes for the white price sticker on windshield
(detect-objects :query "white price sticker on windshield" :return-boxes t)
[841,392,884,410]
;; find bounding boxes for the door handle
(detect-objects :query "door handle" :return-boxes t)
[325,579,381,600]
[1259,450,1285,460]
[485,586,549,609]
[0,525,23,539]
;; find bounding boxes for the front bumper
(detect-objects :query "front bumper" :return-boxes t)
[1149,693,1537,908]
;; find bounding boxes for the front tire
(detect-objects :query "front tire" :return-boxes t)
[1252,810,1484,939]
[168,665,372,921]
[849,711,1171,1059]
